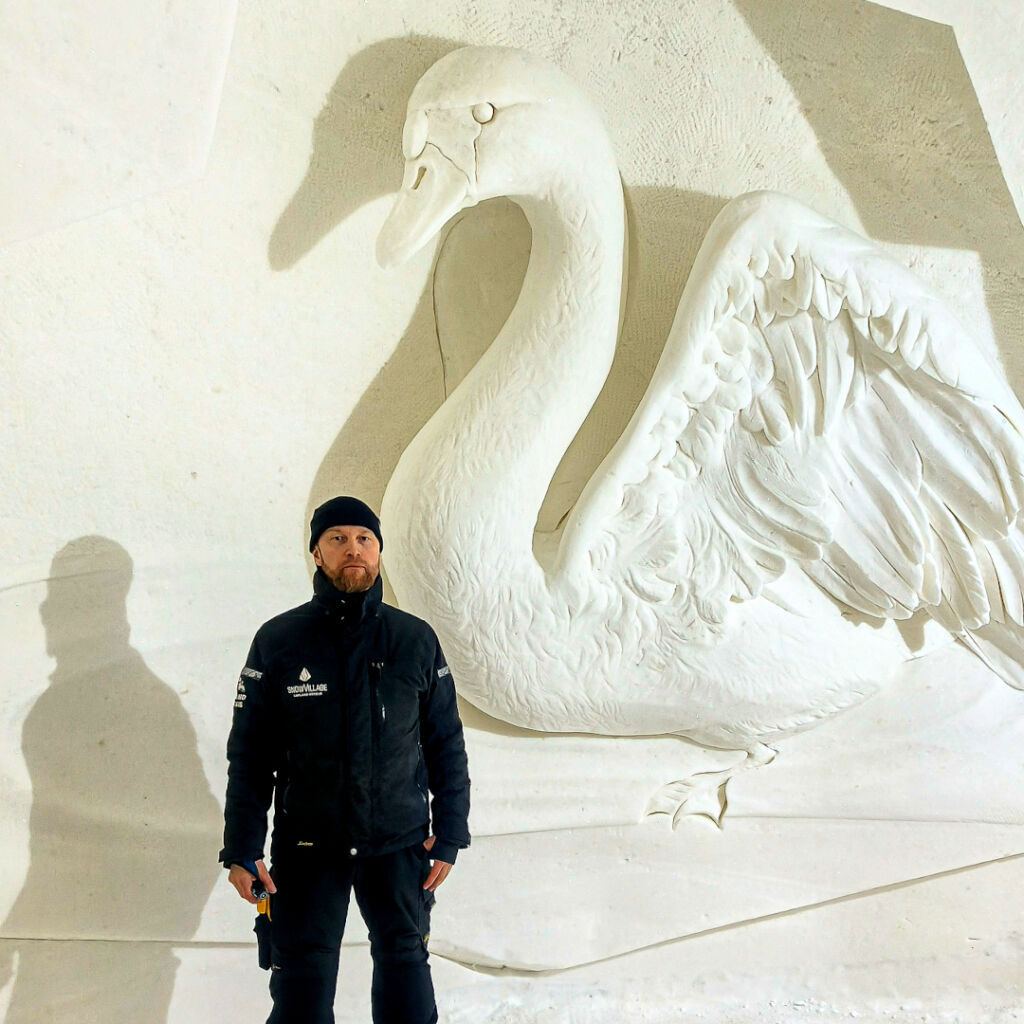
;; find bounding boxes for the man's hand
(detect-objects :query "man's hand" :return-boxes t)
[422,835,453,891]
[228,859,276,904]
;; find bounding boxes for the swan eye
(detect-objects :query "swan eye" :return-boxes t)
[403,109,428,160]
[472,102,495,124]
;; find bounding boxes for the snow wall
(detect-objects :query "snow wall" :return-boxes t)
[3,1,1024,1021]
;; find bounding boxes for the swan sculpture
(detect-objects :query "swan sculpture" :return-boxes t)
[374,46,1024,822]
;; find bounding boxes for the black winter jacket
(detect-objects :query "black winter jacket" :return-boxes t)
[220,571,470,867]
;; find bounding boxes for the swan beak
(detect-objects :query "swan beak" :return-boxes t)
[376,145,470,269]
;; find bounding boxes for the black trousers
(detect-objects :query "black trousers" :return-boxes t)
[265,844,437,1024]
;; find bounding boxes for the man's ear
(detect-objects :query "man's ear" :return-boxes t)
[312,545,323,567]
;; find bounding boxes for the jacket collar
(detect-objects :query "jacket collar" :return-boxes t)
[312,568,383,623]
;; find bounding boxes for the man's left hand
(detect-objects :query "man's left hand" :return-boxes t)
[422,835,453,891]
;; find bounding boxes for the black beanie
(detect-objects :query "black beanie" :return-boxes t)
[309,496,383,552]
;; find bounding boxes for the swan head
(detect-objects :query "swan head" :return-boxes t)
[376,45,612,268]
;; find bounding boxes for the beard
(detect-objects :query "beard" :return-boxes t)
[323,560,379,593]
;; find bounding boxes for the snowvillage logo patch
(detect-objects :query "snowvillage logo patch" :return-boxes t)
[288,668,327,698]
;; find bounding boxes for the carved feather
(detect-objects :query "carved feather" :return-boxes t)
[569,191,1024,676]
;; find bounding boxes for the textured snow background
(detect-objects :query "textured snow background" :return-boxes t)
[2,1,1023,1021]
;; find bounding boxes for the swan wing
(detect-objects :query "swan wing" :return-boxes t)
[558,191,1024,682]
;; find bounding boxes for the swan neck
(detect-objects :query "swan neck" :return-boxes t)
[459,187,619,557]
[384,135,624,652]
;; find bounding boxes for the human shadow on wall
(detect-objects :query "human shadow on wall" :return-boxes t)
[270,35,726,565]
[735,0,1024,391]
[0,537,221,1024]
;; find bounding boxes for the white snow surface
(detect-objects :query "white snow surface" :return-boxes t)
[3,0,1024,1020]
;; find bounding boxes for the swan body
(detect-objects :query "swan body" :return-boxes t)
[375,47,1024,770]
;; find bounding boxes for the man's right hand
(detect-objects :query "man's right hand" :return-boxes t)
[228,860,277,904]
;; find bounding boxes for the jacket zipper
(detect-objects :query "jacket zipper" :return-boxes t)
[339,632,351,848]
[369,660,383,839]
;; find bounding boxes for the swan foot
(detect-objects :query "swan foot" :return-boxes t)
[645,743,777,829]
[645,773,730,827]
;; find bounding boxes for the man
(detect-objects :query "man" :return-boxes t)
[220,496,470,1024]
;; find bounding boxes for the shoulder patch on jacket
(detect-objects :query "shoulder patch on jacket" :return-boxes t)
[437,665,451,679]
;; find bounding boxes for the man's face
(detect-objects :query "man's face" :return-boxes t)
[313,525,381,593]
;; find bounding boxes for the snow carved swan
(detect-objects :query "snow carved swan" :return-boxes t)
[375,46,1024,822]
